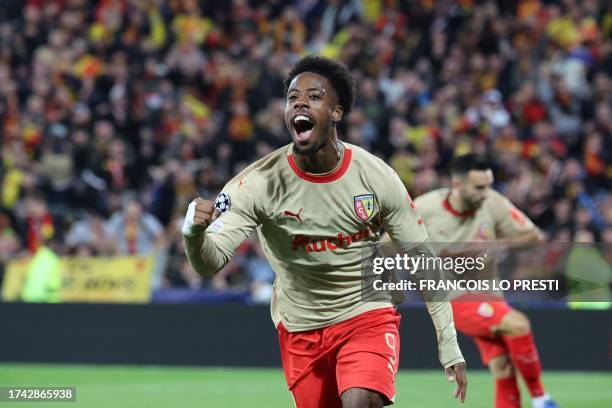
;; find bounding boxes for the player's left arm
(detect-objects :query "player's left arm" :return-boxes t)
[379,168,467,402]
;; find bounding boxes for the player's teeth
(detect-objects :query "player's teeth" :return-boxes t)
[294,115,311,123]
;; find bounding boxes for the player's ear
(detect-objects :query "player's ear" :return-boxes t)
[332,105,343,123]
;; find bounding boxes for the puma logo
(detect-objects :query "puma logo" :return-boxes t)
[283,208,303,222]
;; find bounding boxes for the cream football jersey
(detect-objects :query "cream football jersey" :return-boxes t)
[189,143,464,368]
[414,188,537,243]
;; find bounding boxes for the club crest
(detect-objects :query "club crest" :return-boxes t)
[354,194,375,221]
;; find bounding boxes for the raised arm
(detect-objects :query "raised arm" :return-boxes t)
[182,198,226,276]
[182,177,261,277]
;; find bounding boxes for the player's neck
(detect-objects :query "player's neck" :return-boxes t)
[293,132,343,174]
[448,190,469,214]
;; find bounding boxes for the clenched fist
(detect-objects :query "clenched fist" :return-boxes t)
[182,197,221,236]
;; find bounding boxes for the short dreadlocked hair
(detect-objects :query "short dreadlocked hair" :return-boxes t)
[284,55,356,117]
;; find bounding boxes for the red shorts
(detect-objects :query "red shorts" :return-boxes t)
[278,308,401,408]
[451,294,512,365]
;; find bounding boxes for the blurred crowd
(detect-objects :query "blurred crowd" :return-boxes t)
[0,0,610,301]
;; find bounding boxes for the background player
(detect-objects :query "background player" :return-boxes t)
[414,154,558,408]
[182,56,467,407]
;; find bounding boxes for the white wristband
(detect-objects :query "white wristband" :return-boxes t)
[182,201,201,236]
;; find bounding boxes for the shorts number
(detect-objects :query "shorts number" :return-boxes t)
[385,332,397,380]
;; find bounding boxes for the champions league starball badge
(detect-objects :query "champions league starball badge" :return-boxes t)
[214,192,231,214]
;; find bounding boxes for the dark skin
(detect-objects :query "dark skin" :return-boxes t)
[285,72,344,174]
[446,363,468,404]
[189,70,468,407]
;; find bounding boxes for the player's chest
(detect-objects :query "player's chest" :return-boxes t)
[428,213,497,241]
[263,182,381,236]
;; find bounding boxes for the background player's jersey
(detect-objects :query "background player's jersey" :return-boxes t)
[414,188,537,243]
[205,142,429,332]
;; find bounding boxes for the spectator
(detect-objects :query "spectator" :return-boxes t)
[0,0,608,299]
[104,196,164,256]
[65,209,112,256]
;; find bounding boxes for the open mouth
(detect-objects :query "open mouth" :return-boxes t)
[293,114,315,142]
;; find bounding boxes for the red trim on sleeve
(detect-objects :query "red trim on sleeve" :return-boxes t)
[442,194,475,217]
[287,148,352,183]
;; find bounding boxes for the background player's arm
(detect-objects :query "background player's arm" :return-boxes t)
[503,228,541,245]
[380,170,466,370]
[183,181,260,277]
[492,191,543,245]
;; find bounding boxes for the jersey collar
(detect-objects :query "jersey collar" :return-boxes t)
[442,193,476,217]
[287,145,352,183]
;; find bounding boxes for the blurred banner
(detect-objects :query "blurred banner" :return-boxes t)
[2,251,154,303]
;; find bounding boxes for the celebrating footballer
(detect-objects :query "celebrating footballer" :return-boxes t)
[183,56,467,407]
